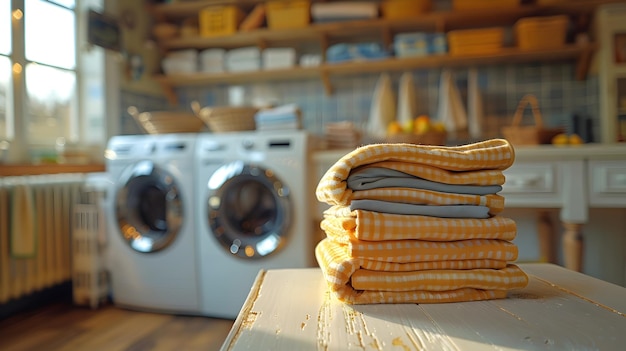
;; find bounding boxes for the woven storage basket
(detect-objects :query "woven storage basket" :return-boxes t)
[515,15,568,50]
[128,106,205,135]
[195,105,258,132]
[501,94,564,145]
[447,27,504,56]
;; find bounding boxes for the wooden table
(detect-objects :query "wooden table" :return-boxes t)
[221,263,626,351]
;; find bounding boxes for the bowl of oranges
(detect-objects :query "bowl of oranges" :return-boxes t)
[385,115,447,145]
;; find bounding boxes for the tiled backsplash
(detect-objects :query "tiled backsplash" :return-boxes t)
[120,61,599,142]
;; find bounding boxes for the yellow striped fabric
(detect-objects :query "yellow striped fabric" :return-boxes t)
[316,139,515,206]
[315,239,524,304]
[333,285,508,304]
[351,265,529,292]
[349,189,505,215]
[321,209,517,242]
[360,257,508,271]
[324,231,519,263]
[320,238,509,273]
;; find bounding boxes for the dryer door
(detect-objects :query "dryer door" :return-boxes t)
[115,160,183,253]
[206,161,292,259]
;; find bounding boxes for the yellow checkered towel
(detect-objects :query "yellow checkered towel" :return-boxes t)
[321,209,517,241]
[316,139,515,206]
[315,239,528,304]
[324,231,519,263]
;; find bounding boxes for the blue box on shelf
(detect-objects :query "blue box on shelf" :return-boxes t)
[394,32,447,57]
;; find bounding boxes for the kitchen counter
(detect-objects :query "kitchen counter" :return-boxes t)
[222,263,626,351]
[312,143,626,273]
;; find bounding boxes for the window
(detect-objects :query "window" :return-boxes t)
[0,1,12,140]
[2,0,106,162]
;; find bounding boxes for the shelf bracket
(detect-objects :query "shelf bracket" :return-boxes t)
[321,71,333,96]
[382,26,392,50]
[435,18,446,33]
[575,44,594,80]
[256,38,268,51]
[158,81,179,106]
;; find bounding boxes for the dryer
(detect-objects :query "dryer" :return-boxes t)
[105,134,201,314]
[195,131,315,319]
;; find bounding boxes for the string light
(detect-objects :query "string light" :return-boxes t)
[12,9,23,20]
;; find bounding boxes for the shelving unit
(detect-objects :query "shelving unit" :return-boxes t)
[148,0,616,105]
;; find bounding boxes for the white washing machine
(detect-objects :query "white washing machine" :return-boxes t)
[195,131,315,319]
[105,134,201,314]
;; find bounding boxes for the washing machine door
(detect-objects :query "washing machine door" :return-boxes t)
[206,160,292,259]
[115,160,183,253]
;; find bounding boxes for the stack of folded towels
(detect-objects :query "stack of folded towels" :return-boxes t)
[315,139,529,304]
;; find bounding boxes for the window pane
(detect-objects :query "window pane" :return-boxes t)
[26,63,77,145]
[25,0,76,69]
[81,46,105,145]
[0,1,10,55]
[51,0,75,9]
[0,56,13,140]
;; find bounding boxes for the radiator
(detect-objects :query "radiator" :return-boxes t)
[0,174,85,304]
[71,175,109,309]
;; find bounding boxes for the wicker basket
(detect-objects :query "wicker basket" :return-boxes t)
[193,102,258,132]
[515,15,568,50]
[501,94,564,145]
[128,106,205,135]
[447,27,504,56]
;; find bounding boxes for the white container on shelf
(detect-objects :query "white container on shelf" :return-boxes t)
[200,49,226,73]
[162,49,198,75]
[263,48,296,70]
[226,46,261,72]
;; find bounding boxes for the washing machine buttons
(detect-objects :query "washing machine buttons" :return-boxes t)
[241,139,254,150]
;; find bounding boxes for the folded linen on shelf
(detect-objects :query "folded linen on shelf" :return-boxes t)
[321,209,517,242]
[316,139,515,206]
[315,239,528,304]
[254,104,303,130]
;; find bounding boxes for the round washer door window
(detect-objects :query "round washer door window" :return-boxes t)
[115,160,183,253]
[206,161,292,259]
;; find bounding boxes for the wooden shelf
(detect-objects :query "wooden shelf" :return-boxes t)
[149,0,615,105]
[156,7,549,51]
[150,0,624,21]
[155,43,596,104]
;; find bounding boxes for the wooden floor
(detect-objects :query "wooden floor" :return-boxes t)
[0,302,234,351]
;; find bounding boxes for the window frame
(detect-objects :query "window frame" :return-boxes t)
[2,0,109,164]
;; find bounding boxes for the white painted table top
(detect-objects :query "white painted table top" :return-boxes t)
[221,263,626,351]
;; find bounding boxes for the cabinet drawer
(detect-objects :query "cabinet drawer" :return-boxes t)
[501,162,561,207]
[502,162,556,193]
[588,160,626,207]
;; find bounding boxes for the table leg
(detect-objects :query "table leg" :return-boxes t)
[563,222,584,272]
[537,211,555,263]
